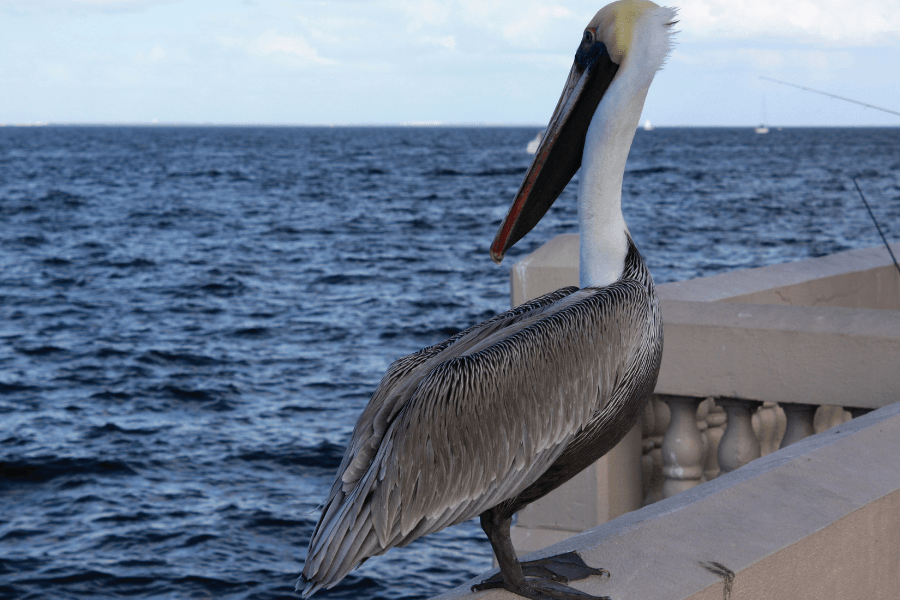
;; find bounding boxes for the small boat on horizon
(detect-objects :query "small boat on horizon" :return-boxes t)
[755,97,769,133]
[643,119,654,130]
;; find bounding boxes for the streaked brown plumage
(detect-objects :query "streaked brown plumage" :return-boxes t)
[300,237,661,596]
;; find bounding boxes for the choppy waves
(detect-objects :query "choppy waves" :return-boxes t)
[0,125,898,599]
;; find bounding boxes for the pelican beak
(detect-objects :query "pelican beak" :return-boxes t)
[490,36,620,264]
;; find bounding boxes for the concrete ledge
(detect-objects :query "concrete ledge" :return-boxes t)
[657,300,900,407]
[432,402,900,600]
[658,243,900,309]
[510,235,900,311]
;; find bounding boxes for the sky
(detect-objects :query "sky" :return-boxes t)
[0,0,898,126]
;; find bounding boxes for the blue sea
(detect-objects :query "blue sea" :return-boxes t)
[1,126,898,600]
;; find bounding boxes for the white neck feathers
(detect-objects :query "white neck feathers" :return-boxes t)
[577,4,675,288]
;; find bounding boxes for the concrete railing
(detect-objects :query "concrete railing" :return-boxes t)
[433,402,900,600]
[503,236,900,555]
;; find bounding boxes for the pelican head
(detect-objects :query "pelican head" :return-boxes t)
[491,0,676,265]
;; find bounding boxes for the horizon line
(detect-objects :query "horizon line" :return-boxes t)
[2,122,898,128]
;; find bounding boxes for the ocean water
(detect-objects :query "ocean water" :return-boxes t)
[0,126,898,600]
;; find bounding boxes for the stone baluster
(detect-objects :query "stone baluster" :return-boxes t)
[641,394,670,506]
[703,398,727,480]
[695,398,709,481]
[716,398,762,475]
[814,405,851,433]
[779,402,817,448]
[752,401,786,456]
[659,395,705,499]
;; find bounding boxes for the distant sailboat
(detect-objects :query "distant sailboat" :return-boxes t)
[643,119,654,130]
[755,97,769,134]
[525,130,543,154]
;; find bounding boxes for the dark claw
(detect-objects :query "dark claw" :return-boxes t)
[529,578,611,600]
[523,551,610,583]
[472,552,610,598]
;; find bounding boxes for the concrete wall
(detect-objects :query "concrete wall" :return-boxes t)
[657,300,900,407]
[658,243,900,310]
[433,403,900,600]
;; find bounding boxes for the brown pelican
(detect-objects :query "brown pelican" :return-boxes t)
[299,1,674,598]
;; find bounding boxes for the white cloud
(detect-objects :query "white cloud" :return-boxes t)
[672,45,857,76]
[392,0,451,33]
[0,0,181,15]
[500,5,573,49]
[677,0,900,44]
[74,0,152,4]
[42,63,73,82]
[3,0,895,124]
[136,44,166,62]
[419,35,456,50]
[219,30,336,66]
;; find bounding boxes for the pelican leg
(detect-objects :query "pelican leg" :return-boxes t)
[473,510,611,600]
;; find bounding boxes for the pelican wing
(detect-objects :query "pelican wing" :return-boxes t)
[332,286,581,496]
[301,281,651,594]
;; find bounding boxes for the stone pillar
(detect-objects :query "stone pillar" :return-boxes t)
[716,398,762,475]
[641,394,670,506]
[753,401,786,456]
[659,394,705,499]
[703,398,726,480]
[780,402,817,448]
[696,398,710,480]
[815,405,851,433]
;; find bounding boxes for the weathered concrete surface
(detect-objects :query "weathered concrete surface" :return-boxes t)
[658,243,900,310]
[657,300,900,407]
[432,402,900,600]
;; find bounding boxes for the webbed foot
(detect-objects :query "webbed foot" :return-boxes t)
[472,551,610,600]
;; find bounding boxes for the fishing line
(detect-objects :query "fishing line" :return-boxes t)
[759,76,899,277]
[852,177,900,278]
[760,77,900,117]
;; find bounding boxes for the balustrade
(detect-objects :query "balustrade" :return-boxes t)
[652,398,878,497]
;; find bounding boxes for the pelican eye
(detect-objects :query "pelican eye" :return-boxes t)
[582,30,594,44]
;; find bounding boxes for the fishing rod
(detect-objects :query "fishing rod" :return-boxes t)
[852,178,900,278]
[760,76,900,117]
[759,76,899,277]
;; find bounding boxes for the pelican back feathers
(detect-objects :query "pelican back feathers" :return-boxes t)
[299,238,661,596]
